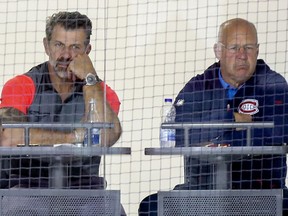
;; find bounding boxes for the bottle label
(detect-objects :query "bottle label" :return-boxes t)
[167,132,175,141]
[91,133,100,145]
[160,129,175,141]
[160,129,175,147]
[84,128,100,146]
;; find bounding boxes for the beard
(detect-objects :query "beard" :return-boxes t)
[55,68,68,79]
[52,59,71,80]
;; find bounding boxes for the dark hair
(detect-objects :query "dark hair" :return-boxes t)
[45,11,92,46]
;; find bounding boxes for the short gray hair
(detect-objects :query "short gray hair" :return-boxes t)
[45,11,92,46]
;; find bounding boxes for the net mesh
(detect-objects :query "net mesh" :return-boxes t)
[0,0,288,215]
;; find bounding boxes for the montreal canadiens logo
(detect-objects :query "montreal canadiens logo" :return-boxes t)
[238,99,259,115]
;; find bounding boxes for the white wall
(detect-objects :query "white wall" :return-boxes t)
[0,0,288,215]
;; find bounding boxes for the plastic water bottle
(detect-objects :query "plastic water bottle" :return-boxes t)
[84,98,100,146]
[160,98,176,147]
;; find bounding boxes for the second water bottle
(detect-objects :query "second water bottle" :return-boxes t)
[159,98,176,147]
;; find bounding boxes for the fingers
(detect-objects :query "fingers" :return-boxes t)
[1,128,25,147]
[234,112,252,122]
[66,67,77,81]
[234,112,252,131]
[67,54,95,80]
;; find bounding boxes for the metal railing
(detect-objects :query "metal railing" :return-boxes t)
[161,122,274,146]
[2,122,113,147]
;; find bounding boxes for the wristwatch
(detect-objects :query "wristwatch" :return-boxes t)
[85,73,101,86]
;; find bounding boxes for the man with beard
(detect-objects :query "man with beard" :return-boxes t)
[0,11,122,191]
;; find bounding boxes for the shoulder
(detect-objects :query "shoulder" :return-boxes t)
[1,74,36,114]
[25,62,49,82]
[174,62,221,104]
[180,62,220,92]
[255,59,288,86]
[3,74,34,89]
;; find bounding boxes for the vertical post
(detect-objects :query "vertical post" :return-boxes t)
[214,156,229,189]
[184,128,189,147]
[184,128,189,183]
[246,127,251,146]
[24,127,30,146]
[87,127,92,147]
[49,156,66,188]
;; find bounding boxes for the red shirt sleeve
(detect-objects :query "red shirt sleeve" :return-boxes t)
[0,75,120,115]
[0,75,35,114]
[100,82,121,115]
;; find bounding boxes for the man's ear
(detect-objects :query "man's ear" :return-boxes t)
[256,44,259,57]
[85,44,91,55]
[43,38,50,56]
[214,43,222,60]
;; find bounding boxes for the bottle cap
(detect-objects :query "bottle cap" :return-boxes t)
[164,98,173,103]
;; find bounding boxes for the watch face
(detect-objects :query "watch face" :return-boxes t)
[86,74,97,85]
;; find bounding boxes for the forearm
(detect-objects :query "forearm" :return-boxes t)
[83,84,122,147]
[29,128,75,145]
[1,128,75,146]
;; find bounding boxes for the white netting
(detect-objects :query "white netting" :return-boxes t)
[0,0,288,215]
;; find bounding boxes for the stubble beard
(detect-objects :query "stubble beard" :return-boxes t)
[52,64,71,82]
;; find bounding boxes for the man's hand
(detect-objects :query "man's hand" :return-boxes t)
[234,112,252,130]
[67,53,97,81]
[0,108,27,146]
[0,128,25,147]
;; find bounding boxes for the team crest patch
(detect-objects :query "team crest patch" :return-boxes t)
[238,99,259,115]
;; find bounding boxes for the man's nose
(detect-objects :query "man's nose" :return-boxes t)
[61,46,73,58]
[237,46,248,58]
